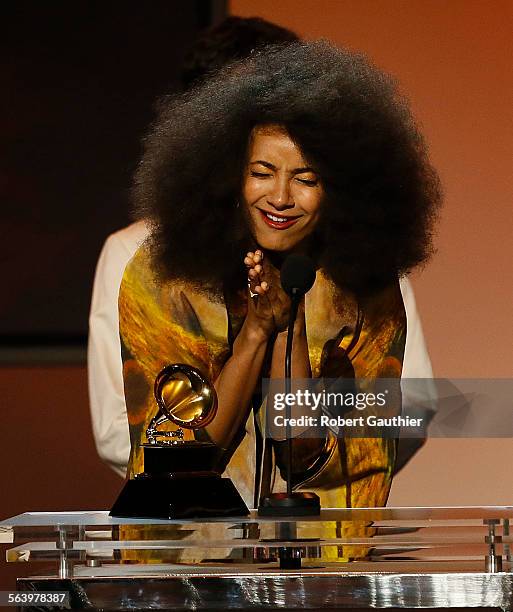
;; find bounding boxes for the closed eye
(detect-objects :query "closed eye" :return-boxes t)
[250,171,272,178]
[296,178,318,186]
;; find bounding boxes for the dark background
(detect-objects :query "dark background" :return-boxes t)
[0,1,225,358]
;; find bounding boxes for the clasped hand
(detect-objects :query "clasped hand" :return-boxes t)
[244,250,304,338]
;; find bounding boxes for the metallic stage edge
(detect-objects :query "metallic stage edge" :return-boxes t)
[17,571,513,610]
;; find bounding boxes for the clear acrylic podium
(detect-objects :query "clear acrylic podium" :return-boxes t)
[1,506,513,610]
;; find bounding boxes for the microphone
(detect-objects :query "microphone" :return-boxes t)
[258,254,320,524]
[280,253,316,298]
[280,254,316,407]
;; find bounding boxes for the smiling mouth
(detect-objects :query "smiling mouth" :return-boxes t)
[258,209,301,230]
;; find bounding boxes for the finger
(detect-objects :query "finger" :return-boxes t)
[247,278,259,298]
[254,284,268,295]
[247,262,261,297]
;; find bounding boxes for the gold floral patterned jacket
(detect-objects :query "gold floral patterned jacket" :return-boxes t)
[119,246,406,522]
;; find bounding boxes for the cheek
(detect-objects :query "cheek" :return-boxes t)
[303,191,323,217]
[242,179,258,207]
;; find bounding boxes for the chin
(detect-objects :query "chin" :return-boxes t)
[254,234,298,253]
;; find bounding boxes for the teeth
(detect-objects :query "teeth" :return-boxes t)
[266,213,290,223]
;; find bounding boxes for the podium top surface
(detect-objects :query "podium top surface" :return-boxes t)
[2,506,513,527]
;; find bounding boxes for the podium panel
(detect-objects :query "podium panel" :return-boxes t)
[1,507,513,610]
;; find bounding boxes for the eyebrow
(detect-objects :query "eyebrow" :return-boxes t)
[250,160,315,174]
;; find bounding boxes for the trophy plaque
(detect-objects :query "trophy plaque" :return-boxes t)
[110,364,249,519]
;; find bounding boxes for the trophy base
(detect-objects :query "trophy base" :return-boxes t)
[258,492,321,517]
[142,442,224,474]
[110,473,249,520]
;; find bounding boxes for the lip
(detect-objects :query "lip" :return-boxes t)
[257,209,301,230]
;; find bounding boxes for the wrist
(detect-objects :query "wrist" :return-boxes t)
[277,319,306,340]
[239,318,272,346]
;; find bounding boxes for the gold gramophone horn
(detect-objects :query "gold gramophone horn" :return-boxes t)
[154,364,217,430]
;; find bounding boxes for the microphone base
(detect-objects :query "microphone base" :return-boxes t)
[257,492,321,517]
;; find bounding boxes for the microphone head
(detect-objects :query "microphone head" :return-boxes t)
[280,254,316,297]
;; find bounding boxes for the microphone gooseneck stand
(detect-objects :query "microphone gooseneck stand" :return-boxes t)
[284,288,298,499]
[258,255,321,569]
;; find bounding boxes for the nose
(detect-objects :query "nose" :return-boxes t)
[267,178,294,210]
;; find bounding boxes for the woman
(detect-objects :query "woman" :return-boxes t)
[119,41,441,515]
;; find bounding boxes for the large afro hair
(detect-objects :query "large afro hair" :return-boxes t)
[133,40,441,296]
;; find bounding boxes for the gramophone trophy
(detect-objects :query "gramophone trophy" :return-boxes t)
[110,364,249,519]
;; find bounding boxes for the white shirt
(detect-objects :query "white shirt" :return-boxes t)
[88,221,433,477]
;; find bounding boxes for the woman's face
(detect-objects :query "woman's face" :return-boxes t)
[242,125,323,253]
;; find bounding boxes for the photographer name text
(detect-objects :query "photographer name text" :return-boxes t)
[273,414,423,428]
